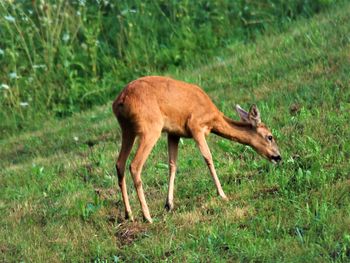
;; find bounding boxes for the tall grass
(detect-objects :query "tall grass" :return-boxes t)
[0,0,338,137]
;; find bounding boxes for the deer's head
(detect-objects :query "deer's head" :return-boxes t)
[236,104,281,163]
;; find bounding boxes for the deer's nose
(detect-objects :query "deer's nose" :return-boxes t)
[271,155,282,163]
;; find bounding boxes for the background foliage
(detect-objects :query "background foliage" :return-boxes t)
[0,0,338,137]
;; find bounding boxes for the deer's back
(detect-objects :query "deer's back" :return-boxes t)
[113,76,221,136]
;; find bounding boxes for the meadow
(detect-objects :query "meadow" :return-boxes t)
[1,0,350,262]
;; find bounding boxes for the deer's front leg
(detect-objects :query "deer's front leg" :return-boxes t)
[165,134,180,211]
[192,131,228,201]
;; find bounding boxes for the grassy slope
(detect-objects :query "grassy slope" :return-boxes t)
[1,3,350,262]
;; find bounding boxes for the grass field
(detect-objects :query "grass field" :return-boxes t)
[1,2,350,262]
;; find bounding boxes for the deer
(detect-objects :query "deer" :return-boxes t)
[112,76,281,223]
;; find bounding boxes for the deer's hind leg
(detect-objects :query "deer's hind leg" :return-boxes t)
[116,123,136,221]
[129,128,162,223]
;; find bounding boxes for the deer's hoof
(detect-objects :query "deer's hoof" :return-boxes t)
[143,216,153,224]
[165,202,174,211]
[220,194,229,201]
[125,212,134,222]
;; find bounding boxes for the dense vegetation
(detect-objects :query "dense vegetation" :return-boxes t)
[1,1,350,261]
[0,0,340,136]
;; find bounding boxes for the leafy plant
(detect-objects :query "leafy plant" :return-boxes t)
[0,0,340,137]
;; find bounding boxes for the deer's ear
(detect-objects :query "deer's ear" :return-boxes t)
[248,104,261,127]
[235,104,250,123]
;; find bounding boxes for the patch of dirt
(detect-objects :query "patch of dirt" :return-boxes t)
[290,103,301,115]
[115,222,147,245]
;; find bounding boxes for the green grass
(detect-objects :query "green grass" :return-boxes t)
[0,0,339,136]
[1,2,350,262]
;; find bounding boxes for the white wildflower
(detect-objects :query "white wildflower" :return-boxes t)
[4,15,15,23]
[0,49,4,55]
[1,84,10,90]
[42,17,52,25]
[122,9,137,15]
[77,11,81,16]
[20,102,29,107]
[33,64,47,69]
[62,33,70,42]
[74,136,79,142]
[9,72,19,79]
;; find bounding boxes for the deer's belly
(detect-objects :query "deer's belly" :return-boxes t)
[162,118,191,138]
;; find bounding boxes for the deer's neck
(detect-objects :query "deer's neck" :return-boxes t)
[212,115,254,145]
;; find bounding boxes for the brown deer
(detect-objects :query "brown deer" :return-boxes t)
[112,76,281,223]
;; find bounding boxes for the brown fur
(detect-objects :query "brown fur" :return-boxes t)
[112,76,280,223]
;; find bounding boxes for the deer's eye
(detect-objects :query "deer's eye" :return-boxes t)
[267,135,273,141]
